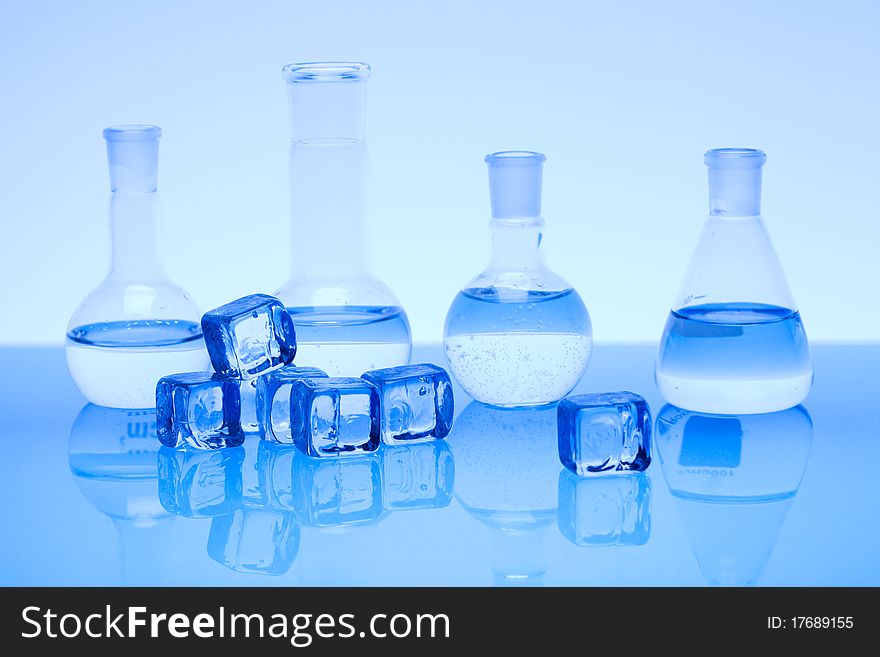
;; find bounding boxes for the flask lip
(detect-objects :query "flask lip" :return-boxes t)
[705,147,766,167]
[103,125,162,142]
[282,61,371,83]
[485,151,546,167]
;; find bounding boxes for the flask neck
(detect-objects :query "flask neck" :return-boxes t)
[705,148,766,217]
[109,192,165,281]
[288,141,369,281]
[284,64,369,142]
[104,125,161,193]
[488,217,545,271]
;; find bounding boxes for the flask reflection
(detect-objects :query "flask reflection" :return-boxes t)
[656,404,812,586]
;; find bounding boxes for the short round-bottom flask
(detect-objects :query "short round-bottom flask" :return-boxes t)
[655,149,812,414]
[66,126,207,409]
[443,152,592,407]
[276,62,411,376]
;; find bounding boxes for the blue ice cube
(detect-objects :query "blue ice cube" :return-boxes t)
[157,446,244,517]
[290,377,380,457]
[558,391,652,475]
[207,508,300,576]
[257,441,298,511]
[381,441,455,511]
[239,378,260,434]
[294,453,383,527]
[256,366,328,443]
[156,372,245,449]
[361,363,453,444]
[201,294,297,379]
[557,470,651,546]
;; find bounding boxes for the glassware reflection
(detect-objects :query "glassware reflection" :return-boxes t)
[557,471,651,547]
[451,402,558,586]
[656,404,813,586]
[69,404,172,585]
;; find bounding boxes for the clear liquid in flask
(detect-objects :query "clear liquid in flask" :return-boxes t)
[655,148,812,414]
[656,303,812,414]
[444,288,592,407]
[66,320,208,409]
[286,304,412,377]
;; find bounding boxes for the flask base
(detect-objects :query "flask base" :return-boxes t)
[66,342,209,409]
[655,370,812,415]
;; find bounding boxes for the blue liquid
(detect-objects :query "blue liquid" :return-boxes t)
[445,288,592,335]
[656,303,812,414]
[67,319,203,347]
[443,288,593,406]
[286,305,412,376]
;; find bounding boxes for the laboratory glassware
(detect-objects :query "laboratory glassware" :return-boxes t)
[444,151,592,407]
[276,62,411,376]
[66,126,207,409]
[655,149,812,414]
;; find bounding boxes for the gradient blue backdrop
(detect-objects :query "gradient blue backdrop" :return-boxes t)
[1,0,878,343]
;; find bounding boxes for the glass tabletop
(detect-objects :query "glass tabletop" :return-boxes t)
[1,344,877,586]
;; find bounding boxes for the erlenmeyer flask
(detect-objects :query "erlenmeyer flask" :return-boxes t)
[276,62,412,376]
[656,149,812,414]
[66,126,207,409]
[444,151,592,407]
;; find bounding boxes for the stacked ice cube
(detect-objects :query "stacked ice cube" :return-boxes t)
[156,293,454,455]
[157,294,296,449]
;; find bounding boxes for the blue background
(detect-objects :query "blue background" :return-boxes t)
[1,0,879,344]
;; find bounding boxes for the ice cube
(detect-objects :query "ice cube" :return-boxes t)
[381,441,455,511]
[201,294,296,379]
[557,470,651,546]
[256,366,328,443]
[207,508,300,576]
[557,391,652,475]
[156,372,245,449]
[290,377,380,457]
[294,453,383,527]
[240,378,260,434]
[361,363,453,444]
[157,446,243,517]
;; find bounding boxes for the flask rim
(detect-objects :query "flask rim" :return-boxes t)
[704,147,766,167]
[103,125,162,142]
[485,151,546,166]
[282,61,371,83]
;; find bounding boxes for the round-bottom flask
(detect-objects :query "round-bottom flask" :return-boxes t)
[276,62,411,376]
[443,151,592,407]
[66,126,207,408]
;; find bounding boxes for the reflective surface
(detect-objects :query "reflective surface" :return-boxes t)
[1,344,877,586]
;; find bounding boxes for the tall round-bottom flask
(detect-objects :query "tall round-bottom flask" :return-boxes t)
[443,152,592,407]
[275,62,411,376]
[66,126,207,409]
[656,149,812,415]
